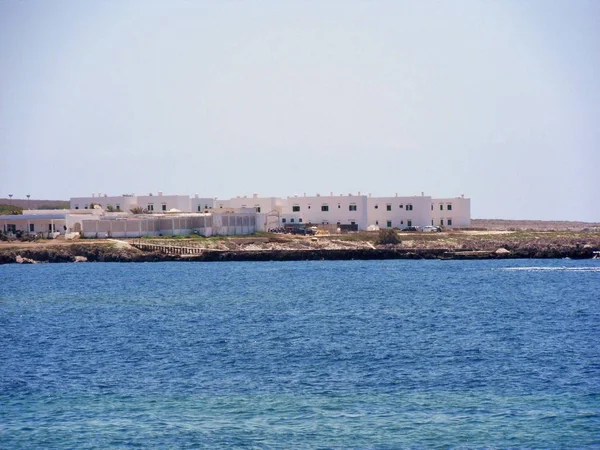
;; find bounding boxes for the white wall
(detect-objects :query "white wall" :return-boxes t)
[135,194,192,213]
[215,195,283,214]
[367,195,432,228]
[81,213,257,238]
[211,213,257,235]
[190,197,215,212]
[431,197,471,228]
[66,213,99,233]
[281,194,369,229]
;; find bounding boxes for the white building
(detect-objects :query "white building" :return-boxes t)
[135,193,192,213]
[280,193,369,230]
[190,194,215,213]
[1,209,100,237]
[70,192,193,213]
[367,194,432,229]
[70,194,138,212]
[215,194,284,215]
[430,195,471,228]
[68,190,471,232]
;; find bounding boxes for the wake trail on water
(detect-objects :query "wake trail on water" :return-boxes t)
[499,267,600,272]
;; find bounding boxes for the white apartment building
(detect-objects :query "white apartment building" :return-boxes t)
[430,196,470,228]
[135,193,191,213]
[280,193,369,229]
[366,194,432,229]
[190,194,215,213]
[70,194,138,212]
[69,191,471,231]
[70,192,193,213]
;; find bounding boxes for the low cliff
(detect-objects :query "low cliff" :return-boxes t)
[0,242,597,264]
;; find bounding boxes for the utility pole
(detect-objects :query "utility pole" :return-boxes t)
[27,194,30,210]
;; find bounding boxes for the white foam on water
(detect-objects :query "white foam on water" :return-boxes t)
[500,267,600,272]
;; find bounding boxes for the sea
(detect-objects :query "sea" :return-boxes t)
[1,259,599,449]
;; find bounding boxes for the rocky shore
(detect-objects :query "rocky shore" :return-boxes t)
[1,236,598,265]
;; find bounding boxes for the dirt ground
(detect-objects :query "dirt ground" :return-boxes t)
[471,219,600,231]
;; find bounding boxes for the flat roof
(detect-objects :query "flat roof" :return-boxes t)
[0,214,67,220]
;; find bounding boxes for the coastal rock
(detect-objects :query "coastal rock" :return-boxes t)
[74,256,88,263]
[15,255,37,264]
[495,248,511,254]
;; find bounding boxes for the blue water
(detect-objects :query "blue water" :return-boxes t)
[1,260,599,448]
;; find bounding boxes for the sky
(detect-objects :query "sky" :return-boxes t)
[1,0,599,221]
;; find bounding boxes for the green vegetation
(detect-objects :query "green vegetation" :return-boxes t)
[37,204,69,210]
[0,204,23,215]
[375,229,401,245]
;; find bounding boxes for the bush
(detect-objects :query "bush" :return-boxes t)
[376,229,401,245]
[0,204,23,215]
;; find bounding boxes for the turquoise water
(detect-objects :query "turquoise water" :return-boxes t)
[1,260,599,448]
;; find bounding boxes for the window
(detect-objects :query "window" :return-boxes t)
[349,204,357,211]
[162,204,167,211]
[375,220,379,225]
[299,218,303,223]
[282,218,286,223]
[400,220,404,225]
[386,204,391,211]
[29,224,35,232]
[431,204,433,211]
[255,207,261,213]
[440,219,444,226]
[308,205,311,209]
[7,224,16,233]
[290,218,295,223]
[387,221,392,228]
[440,204,443,211]
[374,204,378,209]
[198,206,202,212]
[399,204,403,209]
[406,204,413,211]
[431,220,434,225]
[321,205,329,212]
[447,219,453,226]
[407,220,412,227]
[75,205,79,210]
[337,221,341,225]
[292,205,300,212]
[84,205,88,209]
[447,204,452,211]
[350,221,355,225]
[116,205,120,211]
[338,204,341,209]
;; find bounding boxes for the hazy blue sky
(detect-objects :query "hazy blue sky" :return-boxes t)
[1,0,598,220]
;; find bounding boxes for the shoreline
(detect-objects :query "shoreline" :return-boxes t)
[1,242,598,265]
[2,228,599,264]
